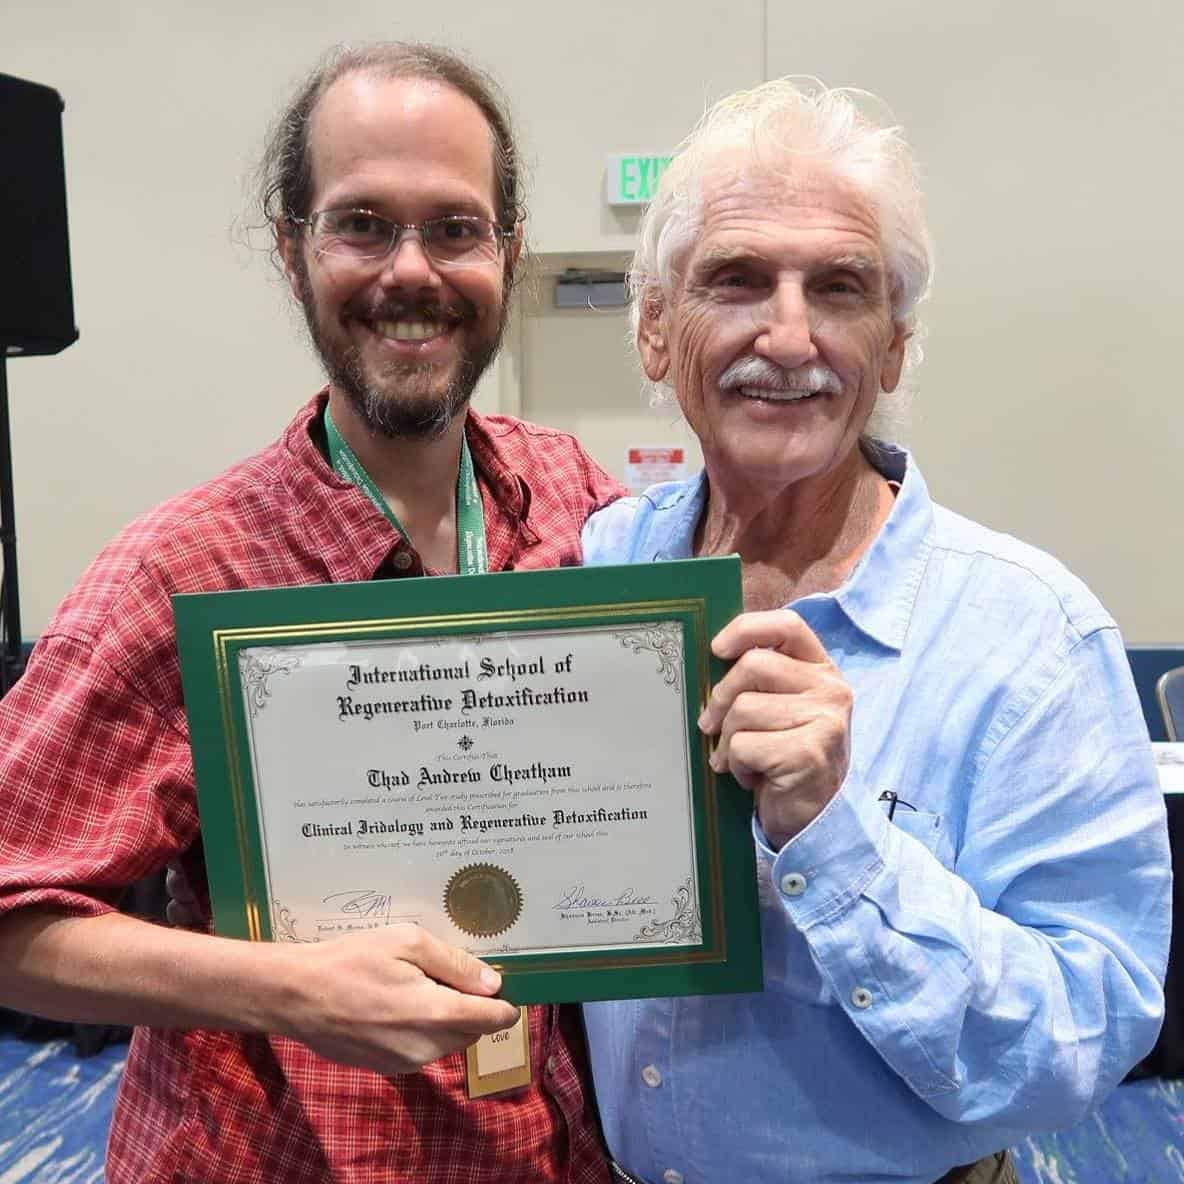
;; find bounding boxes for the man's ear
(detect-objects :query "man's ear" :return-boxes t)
[275,219,305,304]
[880,321,909,393]
[637,290,670,383]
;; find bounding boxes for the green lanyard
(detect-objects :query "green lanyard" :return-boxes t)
[324,406,488,575]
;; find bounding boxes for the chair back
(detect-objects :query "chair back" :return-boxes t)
[1157,666,1184,741]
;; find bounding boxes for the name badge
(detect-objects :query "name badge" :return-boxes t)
[465,1006,532,1098]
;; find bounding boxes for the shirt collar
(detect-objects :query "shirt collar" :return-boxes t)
[463,409,537,544]
[827,445,934,651]
[638,473,710,561]
[632,445,933,652]
[277,392,397,584]
[279,392,539,582]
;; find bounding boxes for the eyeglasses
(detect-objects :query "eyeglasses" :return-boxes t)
[289,208,511,268]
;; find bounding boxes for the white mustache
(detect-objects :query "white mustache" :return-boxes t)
[717,357,842,396]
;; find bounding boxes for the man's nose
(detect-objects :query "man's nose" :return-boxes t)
[377,228,440,290]
[754,281,818,369]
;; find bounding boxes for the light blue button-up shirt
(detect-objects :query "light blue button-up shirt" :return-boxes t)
[581,449,1170,1184]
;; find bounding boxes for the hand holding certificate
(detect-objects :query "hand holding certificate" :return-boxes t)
[267,922,520,1075]
[175,557,761,1003]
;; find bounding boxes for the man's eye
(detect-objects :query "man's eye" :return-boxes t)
[329,212,387,238]
[437,218,479,242]
[819,276,866,298]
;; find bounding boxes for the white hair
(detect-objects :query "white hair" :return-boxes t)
[631,77,933,445]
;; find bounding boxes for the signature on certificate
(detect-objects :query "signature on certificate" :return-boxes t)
[323,889,394,923]
[554,885,656,911]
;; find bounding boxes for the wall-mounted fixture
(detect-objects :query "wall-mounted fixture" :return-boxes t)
[554,269,628,310]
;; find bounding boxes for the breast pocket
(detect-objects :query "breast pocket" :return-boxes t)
[889,808,956,870]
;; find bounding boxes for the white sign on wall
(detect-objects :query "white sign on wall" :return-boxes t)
[624,446,688,495]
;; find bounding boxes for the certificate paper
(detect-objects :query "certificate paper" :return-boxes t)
[175,558,761,1002]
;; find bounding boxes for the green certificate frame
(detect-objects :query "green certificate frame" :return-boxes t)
[174,556,761,1003]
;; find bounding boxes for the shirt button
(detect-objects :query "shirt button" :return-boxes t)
[663,1171,684,1184]
[851,986,873,1009]
[392,550,413,570]
[546,1056,557,1075]
[780,872,807,896]
[641,1064,662,1087]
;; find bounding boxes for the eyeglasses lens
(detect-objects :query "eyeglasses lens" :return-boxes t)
[312,212,499,266]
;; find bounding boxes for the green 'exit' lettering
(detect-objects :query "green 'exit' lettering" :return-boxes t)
[618,155,672,202]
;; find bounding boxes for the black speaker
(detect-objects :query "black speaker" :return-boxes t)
[0,73,78,356]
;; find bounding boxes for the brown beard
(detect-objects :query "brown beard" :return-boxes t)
[293,252,508,440]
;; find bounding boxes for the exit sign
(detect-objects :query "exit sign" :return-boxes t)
[606,153,673,205]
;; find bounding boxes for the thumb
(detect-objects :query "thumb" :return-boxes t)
[403,926,505,998]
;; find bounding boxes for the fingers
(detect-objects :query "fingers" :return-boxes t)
[700,642,842,736]
[707,690,816,772]
[699,649,820,733]
[722,723,843,788]
[708,687,849,786]
[389,1023,508,1070]
[710,609,829,664]
[699,611,852,846]
[164,864,203,929]
[418,982,522,1037]
[283,928,523,1073]
[710,691,851,842]
[381,925,520,1032]
[165,864,196,906]
[386,923,503,997]
[165,899,190,928]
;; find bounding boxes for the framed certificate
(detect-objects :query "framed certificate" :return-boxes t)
[174,556,761,1003]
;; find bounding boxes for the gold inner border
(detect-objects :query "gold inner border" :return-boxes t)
[212,599,725,973]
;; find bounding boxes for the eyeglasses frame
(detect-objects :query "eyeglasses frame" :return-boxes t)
[284,207,516,268]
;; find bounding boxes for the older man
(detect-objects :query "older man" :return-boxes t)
[581,81,1170,1184]
[0,44,618,1183]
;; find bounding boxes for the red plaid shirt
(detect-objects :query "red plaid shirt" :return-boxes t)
[0,393,625,1184]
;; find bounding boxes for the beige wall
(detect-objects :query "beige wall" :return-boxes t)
[763,1,1184,642]
[5,1,1181,641]
[514,253,705,483]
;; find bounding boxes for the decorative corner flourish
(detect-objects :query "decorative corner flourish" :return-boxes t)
[239,650,301,718]
[273,900,317,943]
[634,876,701,943]
[617,622,683,694]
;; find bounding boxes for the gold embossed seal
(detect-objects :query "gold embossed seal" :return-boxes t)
[444,863,522,938]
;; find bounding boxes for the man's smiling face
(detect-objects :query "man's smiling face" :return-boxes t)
[640,154,906,490]
[281,71,511,438]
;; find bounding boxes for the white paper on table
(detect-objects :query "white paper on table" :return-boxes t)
[1153,742,1184,796]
